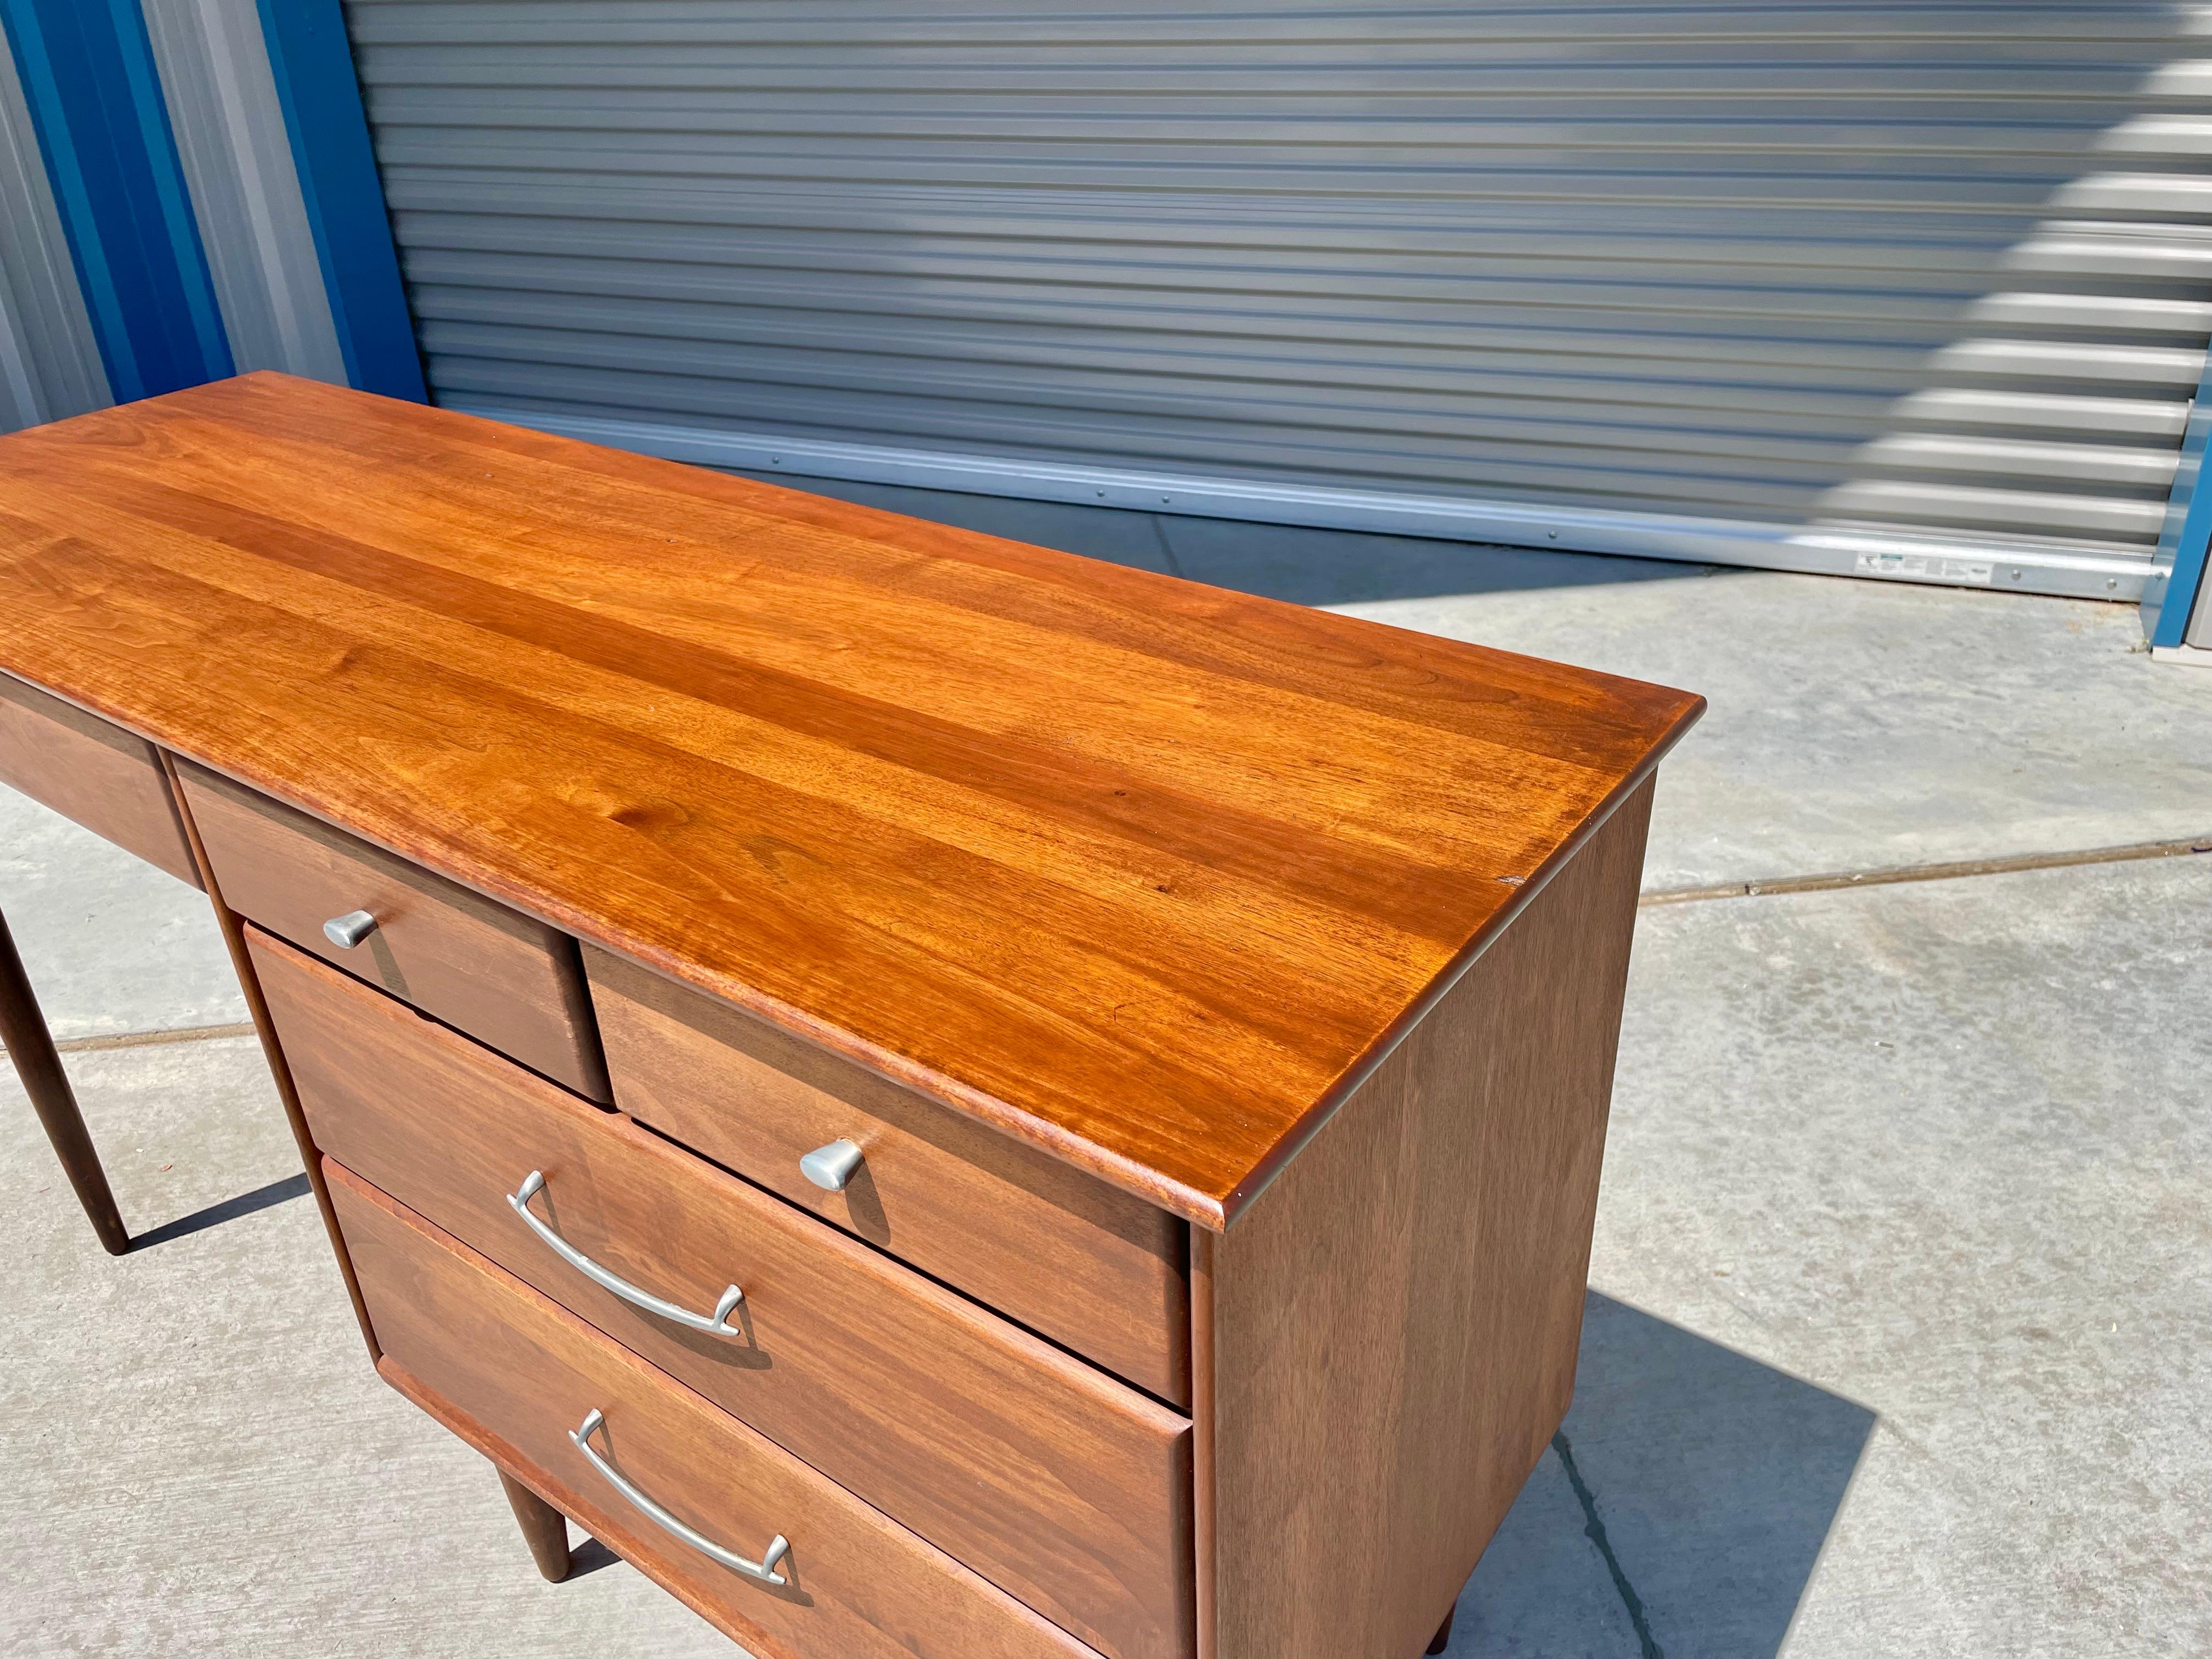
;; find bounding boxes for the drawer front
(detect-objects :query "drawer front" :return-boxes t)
[329,1165,1103,1659]
[0,672,198,885]
[177,760,609,1099]
[585,944,1190,1406]
[256,928,1192,1659]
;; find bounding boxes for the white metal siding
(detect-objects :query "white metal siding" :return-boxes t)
[346,1,2212,592]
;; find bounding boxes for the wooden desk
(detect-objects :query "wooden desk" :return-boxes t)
[0,373,1701,1659]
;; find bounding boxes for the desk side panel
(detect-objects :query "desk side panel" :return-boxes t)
[1204,778,1654,1659]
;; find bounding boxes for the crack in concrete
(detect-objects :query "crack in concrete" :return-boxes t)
[1641,833,2211,908]
[1553,1429,1665,1659]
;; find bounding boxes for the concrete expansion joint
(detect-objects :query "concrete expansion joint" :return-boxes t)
[1641,833,2212,908]
[9,835,2205,1056]
[0,1021,257,1057]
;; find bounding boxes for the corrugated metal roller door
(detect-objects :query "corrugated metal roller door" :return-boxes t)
[345,1,2212,597]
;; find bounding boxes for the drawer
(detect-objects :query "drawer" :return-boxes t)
[255,928,1192,1659]
[585,944,1190,1405]
[177,759,608,1099]
[329,1164,1104,1659]
[0,672,198,885]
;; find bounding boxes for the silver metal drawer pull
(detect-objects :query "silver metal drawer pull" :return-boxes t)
[322,909,379,949]
[507,1171,744,1336]
[571,1408,791,1585]
[799,1138,864,1192]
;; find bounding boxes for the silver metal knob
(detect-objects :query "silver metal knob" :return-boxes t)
[799,1139,864,1192]
[322,909,379,949]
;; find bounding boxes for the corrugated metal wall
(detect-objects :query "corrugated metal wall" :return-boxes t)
[0,23,109,428]
[0,0,416,437]
[349,0,2212,596]
[139,0,350,389]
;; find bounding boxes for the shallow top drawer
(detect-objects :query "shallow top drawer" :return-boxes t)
[176,761,609,1099]
[0,672,198,886]
[585,945,1188,1406]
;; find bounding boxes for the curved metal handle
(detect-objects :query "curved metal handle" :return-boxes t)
[323,909,378,949]
[571,1408,791,1584]
[799,1138,865,1192]
[508,1171,743,1336]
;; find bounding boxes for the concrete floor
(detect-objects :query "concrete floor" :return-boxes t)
[4,492,2209,1657]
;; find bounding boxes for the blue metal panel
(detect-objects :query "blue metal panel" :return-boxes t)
[0,0,232,402]
[2144,356,2212,648]
[255,0,421,401]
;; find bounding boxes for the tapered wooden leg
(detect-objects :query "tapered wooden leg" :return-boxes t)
[500,1470,571,1583]
[0,910,128,1255]
[1425,1598,1458,1655]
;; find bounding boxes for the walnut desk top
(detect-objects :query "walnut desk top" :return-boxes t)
[0,373,1701,1229]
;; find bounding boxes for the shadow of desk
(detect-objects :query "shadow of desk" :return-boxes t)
[1457,1292,1876,1658]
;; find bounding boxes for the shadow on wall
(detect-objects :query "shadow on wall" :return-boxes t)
[1453,1292,1876,1658]
[727,470,1736,606]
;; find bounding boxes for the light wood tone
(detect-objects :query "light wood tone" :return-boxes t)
[588,943,1188,1404]
[1203,781,1654,1659]
[177,760,610,1101]
[255,928,1192,1659]
[0,373,1701,1226]
[0,671,198,885]
[330,1164,1104,1659]
[159,752,380,1363]
[499,1469,571,1583]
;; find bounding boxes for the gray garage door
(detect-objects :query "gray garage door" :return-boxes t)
[346,2,2212,597]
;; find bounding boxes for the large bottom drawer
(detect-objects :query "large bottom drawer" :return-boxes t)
[259,927,1189,1659]
[329,1162,1101,1659]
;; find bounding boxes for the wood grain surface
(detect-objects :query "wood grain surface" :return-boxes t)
[257,928,1192,1659]
[1188,1229,1218,1659]
[0,670,199,885]
[160,752,380,1362]
[498,1469,572,1583]
[0,374,1701,1226]
[1203,782,1653,1659]
[178,759,611,1099]
[588,943,1189,1403]
[331,1164,1104,1659]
